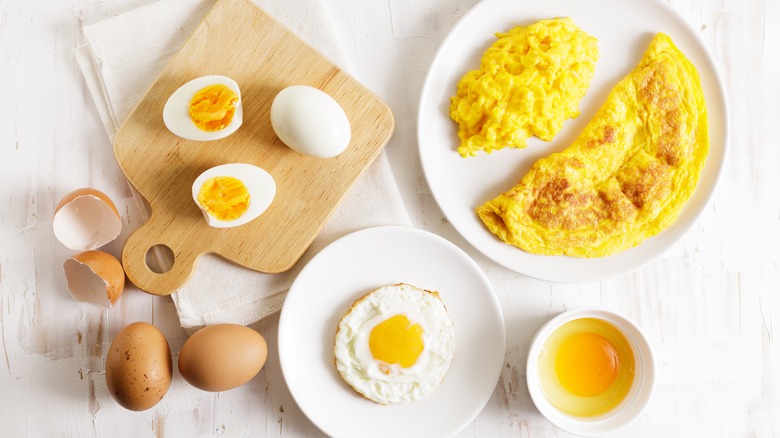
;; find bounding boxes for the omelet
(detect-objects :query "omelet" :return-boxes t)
[450,18,598,157]
[477,33,709,257]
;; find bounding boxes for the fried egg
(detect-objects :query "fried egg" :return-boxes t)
[449,18,598,157]
[477,33,709,257]
[334,283,455,404]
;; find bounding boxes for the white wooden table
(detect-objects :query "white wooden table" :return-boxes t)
[2,0,778,436]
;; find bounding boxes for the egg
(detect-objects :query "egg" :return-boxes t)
[163,75,243,141]
[477,33,709,257]
[53,188,122,251]
[191,163,275,228]
[450,18,598,157]
[537,318,635,417]
[178,324,268,392]
[333,283,455,404]
[270,85,351,158]
[105,322,172,411]
[63,250,125,308]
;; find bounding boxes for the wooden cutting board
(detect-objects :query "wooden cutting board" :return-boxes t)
[115,0,395,296]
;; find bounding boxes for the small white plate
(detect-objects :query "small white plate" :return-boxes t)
[278,226,506,438]
[418,0,728,283]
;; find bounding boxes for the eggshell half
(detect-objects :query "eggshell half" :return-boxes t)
[105,322,172,411]
[63,250,125,308]
[53,188,122,251]
[178,324,268,392]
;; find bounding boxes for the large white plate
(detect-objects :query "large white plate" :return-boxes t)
[418,0,728,283]
[278,226,506,438]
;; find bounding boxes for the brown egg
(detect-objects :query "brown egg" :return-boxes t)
[63,250,125,308]
[178,324,268,392]
[105,322,172,411]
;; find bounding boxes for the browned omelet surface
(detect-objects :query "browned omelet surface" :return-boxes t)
[477,33,709,257]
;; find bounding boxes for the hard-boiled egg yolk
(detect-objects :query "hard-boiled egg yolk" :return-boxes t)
[197,176,250,221]
[555,332,619,397]
[369,315,424,371]
[189,84,238,132]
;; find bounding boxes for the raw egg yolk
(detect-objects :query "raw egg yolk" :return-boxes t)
[189,84,238,132]
[555,332,619,397]
[197,176,250,221]
[369,315,424,370]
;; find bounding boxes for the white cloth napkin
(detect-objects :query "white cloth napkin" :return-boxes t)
[75,0,410,328]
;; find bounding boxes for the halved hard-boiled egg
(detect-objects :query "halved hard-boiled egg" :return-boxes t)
[191,163,275,228]
[63,250,125,308]
[53,188,122,251]
[334,283,456,404]
[163,75,243,141]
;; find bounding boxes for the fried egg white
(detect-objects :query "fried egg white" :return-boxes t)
[334,283,455,404]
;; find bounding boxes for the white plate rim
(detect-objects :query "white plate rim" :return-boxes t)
[277,225,506,438]
[417,0,729,283]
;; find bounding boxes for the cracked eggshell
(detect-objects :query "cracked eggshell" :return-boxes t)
[63,250,125,308]
[53,188,122,251]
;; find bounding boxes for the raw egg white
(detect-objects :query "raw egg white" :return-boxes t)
[191,163,275,228]
[334,283,455,404]
[163,75,243,141]
[270,85,351,158]
[537,318,636,417]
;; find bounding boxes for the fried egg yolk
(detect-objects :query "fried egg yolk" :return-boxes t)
[555,332,619,397]
[189,84,238,132]
[369,315,425,372]
[197,176,250,221]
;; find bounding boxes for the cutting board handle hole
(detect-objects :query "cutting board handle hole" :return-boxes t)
[145,244,175,274]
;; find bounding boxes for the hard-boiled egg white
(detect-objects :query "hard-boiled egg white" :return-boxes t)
[191,163,275,228]
[163,75,243,141]
[53,188,122,251]
[270,85,351,158]
[334,283,455,405]
[63,250,125,308]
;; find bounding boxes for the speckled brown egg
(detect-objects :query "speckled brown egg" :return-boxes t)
[105,322,172,411]
[178,324,268,392]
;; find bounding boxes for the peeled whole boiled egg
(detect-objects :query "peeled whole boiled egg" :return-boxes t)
[63,250,125,308]
[191,163,275,228]
[53,188,122,251]
[163,75,243,141]
[270,85,351,158]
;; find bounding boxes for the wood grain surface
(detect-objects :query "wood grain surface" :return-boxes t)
[1,0,778,437]
[115,0,395,296]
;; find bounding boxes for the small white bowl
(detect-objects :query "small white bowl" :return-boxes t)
[526,308,655,436]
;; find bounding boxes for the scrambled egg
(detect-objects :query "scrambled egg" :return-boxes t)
[450,18,598,157]
[477,33,709,257]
